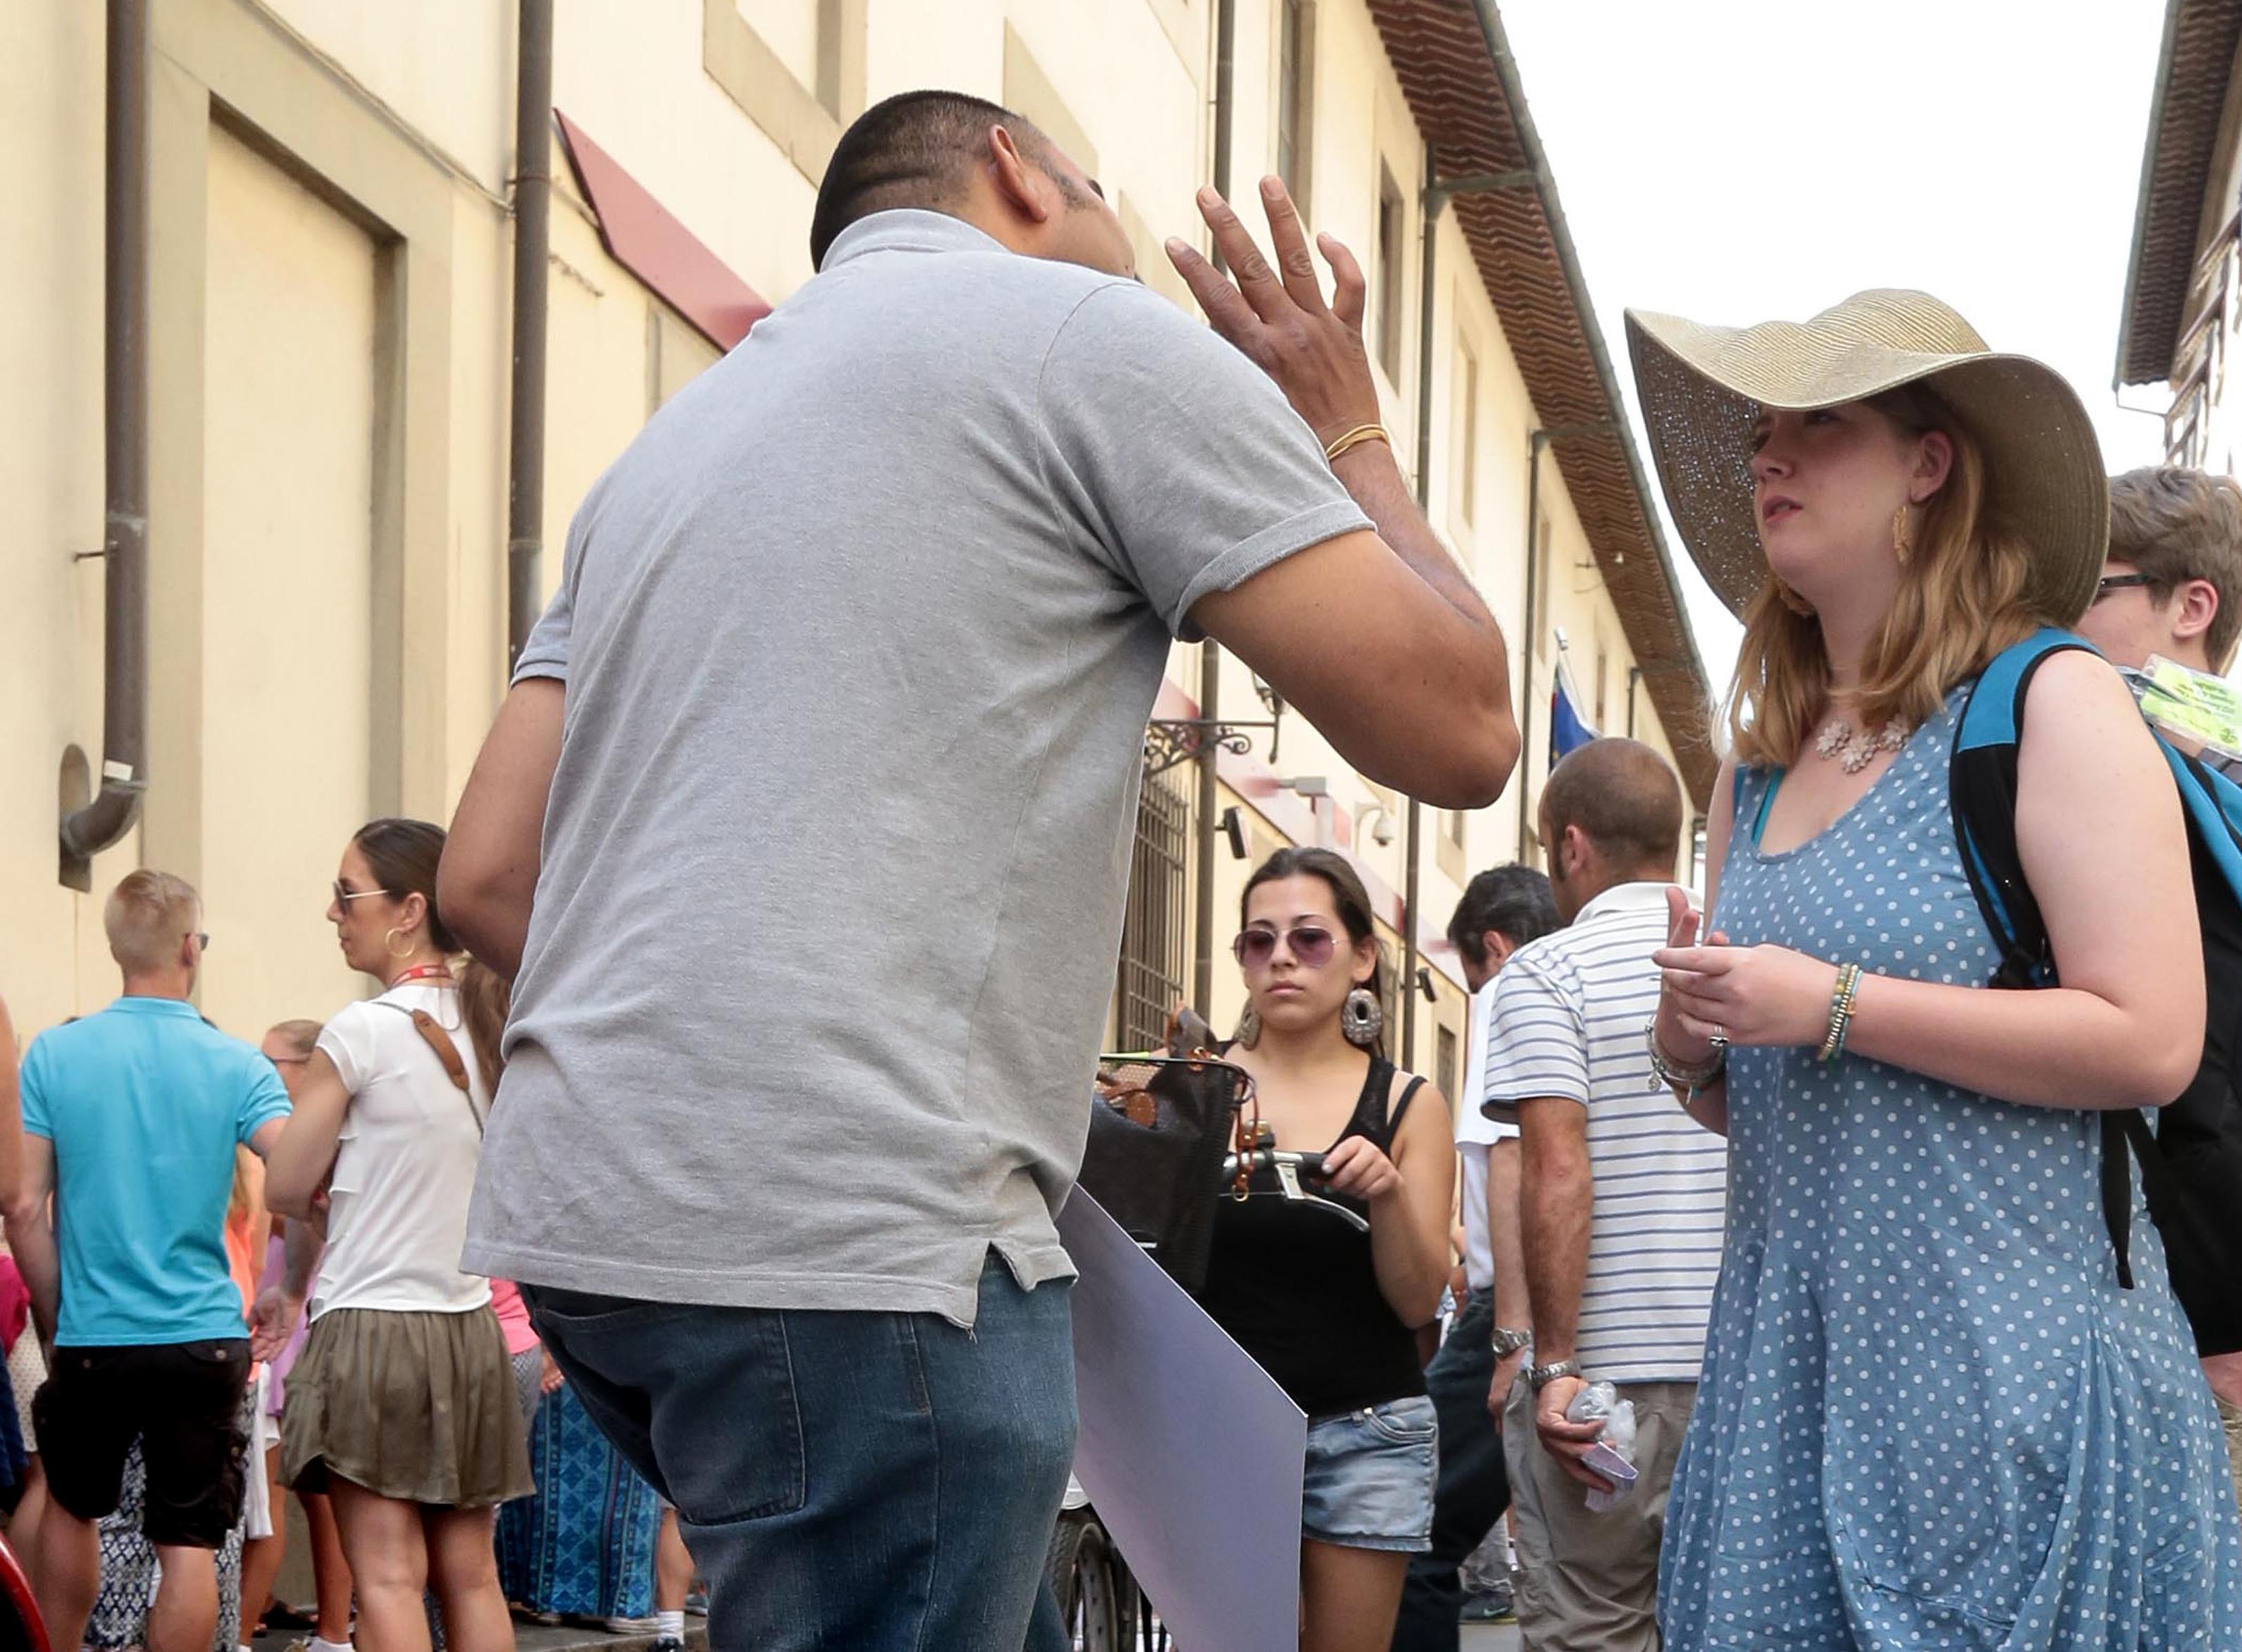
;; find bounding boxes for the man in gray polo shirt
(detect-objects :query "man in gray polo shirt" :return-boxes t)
[443,89,1517,1651]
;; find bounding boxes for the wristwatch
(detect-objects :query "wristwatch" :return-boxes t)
[1490,1326,1531,1358]
[1526,1357,1581,1391]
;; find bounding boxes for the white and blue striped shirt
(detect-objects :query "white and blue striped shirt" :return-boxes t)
[1484,880,1727,1384]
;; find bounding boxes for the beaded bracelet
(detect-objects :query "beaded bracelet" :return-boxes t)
[1816,963,1863,1063]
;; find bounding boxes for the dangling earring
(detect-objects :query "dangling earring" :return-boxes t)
[385,925,413,960]
[1235,1006,1262,1050]
[1340,987,1383,1049]
[1892,503,1917,565]
[1774,579,1815,618]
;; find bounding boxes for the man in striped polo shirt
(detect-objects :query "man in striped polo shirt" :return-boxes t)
[1483,739,1726,1652]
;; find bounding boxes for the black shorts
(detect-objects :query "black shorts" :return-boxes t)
[35,1339,251,1548]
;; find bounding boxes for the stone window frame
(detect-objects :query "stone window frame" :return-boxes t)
[702,0,868,183]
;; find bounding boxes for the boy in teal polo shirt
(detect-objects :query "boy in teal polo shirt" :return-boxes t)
[8,870,314,1652]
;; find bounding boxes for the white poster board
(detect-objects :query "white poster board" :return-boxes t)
[1057,1190,1306,1652]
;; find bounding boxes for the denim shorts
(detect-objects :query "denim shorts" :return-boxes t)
[1300,1393,1439,1552]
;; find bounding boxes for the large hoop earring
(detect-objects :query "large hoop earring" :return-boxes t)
[1235,1007,1262,1050]
[1773,579,1816,618]
[1340,987,1383,1049]
[385,926,413,961]
[1892,503,1917,565]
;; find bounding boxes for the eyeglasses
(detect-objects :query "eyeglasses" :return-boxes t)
[2092,572,2157,603]
[190,932,210,951]
[1232,925,1338,970]
[332,880,392,908]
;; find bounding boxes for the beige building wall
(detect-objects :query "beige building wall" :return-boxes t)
[2,0,1702,1087]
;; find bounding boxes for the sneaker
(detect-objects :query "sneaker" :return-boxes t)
[650,1641,685,1652]
[604,1617,659,1636]
[1459,1576,1516,1624]
[683,1588,709,1618]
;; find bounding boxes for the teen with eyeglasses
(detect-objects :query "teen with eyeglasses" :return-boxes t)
[1193,846,1454,1652]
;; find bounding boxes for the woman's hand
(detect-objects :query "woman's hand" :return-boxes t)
[1321,1134,1402,1203]
[1654,927,1838,1051]
[1652,887,1729,1066]
[540,1348,565,1394]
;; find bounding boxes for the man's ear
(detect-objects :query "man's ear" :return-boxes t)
[1481,930,1518,970]
[987,125,1054,225]
[2174,577,2221,649]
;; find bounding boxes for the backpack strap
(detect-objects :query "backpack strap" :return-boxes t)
[1951,628,2149,1287]
[1950,627,2093,989]
[372,1001,483,1135]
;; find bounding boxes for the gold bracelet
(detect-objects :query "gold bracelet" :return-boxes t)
[1323,423,1391,463]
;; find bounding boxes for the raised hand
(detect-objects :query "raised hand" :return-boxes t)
[1164,176,1383,446]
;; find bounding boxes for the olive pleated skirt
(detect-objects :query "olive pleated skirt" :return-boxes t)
[281,1305,534,1507]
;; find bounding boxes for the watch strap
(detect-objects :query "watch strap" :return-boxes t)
[1526,1357,1581,1391]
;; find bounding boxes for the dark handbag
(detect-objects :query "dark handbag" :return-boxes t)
[1073,1013,1255,1294]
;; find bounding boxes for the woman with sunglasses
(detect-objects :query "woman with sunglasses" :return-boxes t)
[1197,846,1455,1652]
[265,819,530,1652]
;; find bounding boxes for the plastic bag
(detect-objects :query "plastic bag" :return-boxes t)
[1564,1380,1640,1513]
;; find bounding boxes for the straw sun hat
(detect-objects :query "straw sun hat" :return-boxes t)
[1624,289,2107,622]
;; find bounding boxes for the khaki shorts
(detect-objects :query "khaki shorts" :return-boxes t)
[1503,1373,1695,1652]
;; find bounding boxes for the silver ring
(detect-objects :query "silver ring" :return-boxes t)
[1708,1027,1730,1051]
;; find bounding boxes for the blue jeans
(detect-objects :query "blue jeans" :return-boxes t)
[523,1257,1077,1651]
[1391,1288,1511,1652]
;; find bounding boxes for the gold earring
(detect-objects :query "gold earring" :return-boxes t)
[1893,503,1916,565]
[1774,579,1816,617]
[385,926,412,960]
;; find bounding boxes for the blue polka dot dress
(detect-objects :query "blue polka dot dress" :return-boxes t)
[1659,687,2242,1648]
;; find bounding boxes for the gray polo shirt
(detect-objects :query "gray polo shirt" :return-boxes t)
[463,210,1369,1325]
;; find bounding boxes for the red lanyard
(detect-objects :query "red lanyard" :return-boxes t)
[387,963,454,990]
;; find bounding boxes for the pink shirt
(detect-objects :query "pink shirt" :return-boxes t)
[490,1277,541,1358]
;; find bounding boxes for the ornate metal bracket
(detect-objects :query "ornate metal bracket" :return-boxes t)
[1144,718,1278,777]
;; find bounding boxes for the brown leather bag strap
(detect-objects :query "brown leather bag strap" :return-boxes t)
[375,1002,483,1135]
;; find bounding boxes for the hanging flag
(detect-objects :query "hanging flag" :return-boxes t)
[1550,651,1600,766]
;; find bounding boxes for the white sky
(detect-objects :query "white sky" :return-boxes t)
[1500,0,2176,687]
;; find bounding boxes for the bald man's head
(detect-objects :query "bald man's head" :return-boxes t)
[1539,739,1683,916]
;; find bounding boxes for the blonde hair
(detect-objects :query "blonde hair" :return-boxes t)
[1728,389,2045,768]
[104,868,202,975]
[265,1019,323,1060]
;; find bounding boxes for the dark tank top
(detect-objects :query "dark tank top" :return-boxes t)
[1195,1052,1428,1419]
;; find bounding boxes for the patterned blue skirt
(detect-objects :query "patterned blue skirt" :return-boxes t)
[497,1381,659,1618]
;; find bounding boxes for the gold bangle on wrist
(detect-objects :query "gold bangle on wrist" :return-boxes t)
[1323,423,1391,463]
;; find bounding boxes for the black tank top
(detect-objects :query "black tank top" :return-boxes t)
[1195,1053,1428,1419]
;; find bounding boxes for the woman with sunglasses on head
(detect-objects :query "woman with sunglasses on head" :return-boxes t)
[264,819,531,1652]
[1196,847,1455,1652]
[1629,293,2242,1644]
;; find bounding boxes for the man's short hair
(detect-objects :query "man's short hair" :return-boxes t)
[1447,865,1559,969]
[809,89,1077,270]
[1540,739,1684,874]
[2107,467,2242,670]
[104,869,201,975]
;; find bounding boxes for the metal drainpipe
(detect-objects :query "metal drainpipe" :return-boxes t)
[1515,429,1546,854]
[1190,0,1237,1020]
[62,0,153,874]
[1400,142,1444,1060]
[506,0,554,670]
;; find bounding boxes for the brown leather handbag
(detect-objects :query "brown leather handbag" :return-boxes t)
[1073,1008,1255,1294]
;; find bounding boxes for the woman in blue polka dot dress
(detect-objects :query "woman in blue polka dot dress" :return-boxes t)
[1625,290,2242,1648]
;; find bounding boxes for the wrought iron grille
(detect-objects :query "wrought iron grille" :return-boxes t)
[1115,765,1192,1051]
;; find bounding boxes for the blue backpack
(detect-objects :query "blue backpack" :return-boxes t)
[1953,627,2242,1347]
